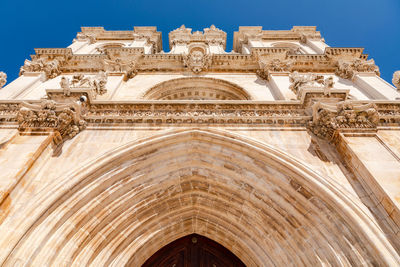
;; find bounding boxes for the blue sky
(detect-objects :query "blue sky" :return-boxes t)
[0,0,399,84]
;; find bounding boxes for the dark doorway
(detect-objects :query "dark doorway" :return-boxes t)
[142,234,246,267]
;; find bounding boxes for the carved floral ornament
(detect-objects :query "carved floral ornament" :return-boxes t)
[0,71,6,89]
[16,100,86,143]
[335,59,380,79]
[308,101,379,140]
[19,56,67,79]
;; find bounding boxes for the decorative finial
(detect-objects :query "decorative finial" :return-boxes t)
[0,72,7,89]
[392,71,400,90]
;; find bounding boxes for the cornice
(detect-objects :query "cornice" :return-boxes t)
[1,97,399,129]
[21,45,377,77]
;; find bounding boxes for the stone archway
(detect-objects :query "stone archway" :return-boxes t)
[142,234,245,267]
[142,77,251,100]
[1,129,399,266]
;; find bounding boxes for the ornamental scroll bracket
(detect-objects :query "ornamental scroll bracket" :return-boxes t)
[16,100,87,145]
[308,101,379,141]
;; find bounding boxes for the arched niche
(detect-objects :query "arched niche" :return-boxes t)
[271,41,306,54]
[95,42,125,54]
[1,129,399,266]
[143,77,251,100]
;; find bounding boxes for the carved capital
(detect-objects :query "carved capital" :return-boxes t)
[392,71,400,90]
[335,59,380,79]
[308,101,379,140]
[16,100,86,143]
[0,72,7,89]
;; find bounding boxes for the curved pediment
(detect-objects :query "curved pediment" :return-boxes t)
[143,77,251,100]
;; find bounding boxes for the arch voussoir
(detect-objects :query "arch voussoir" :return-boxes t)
[2,129,399,267]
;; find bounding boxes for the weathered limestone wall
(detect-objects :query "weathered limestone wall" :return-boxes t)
[0,128,399,266]
[1,25,400,266]
[0,127,384,236]
[4,72,398,102]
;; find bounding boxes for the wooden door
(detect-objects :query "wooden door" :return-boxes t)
[141,234,246,267]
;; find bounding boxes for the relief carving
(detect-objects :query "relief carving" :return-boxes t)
[257,59,293,80]
[19,57,65,79]
[0,72,6,89]
[60,71,108,96]
[170,25,226,48]
[308,101,379,140]
[183,45,211,74]
[289,71,334,95]
[335,59,380,79]
[103,54,139,80]
[392,71,400,90]
[17,100,87,143]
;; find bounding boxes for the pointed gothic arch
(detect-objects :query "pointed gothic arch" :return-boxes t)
[1,129,398,266]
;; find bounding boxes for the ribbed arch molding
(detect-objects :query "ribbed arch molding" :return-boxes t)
[2,129,399,266]
[142,77,251,100]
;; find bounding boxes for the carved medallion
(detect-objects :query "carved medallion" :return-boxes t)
[183,45,211,74]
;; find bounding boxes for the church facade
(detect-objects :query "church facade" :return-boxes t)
[0,25,400,266]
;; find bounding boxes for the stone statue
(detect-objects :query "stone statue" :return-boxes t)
[60,76,71,96]
[393,71,400,90]
[68,72,108,95]
[0,72,6,88]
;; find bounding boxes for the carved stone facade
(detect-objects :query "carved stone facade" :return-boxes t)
[308,101,379,140]
[0,26,400,267]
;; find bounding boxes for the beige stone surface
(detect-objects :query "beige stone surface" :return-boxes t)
[0,25,399,266]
